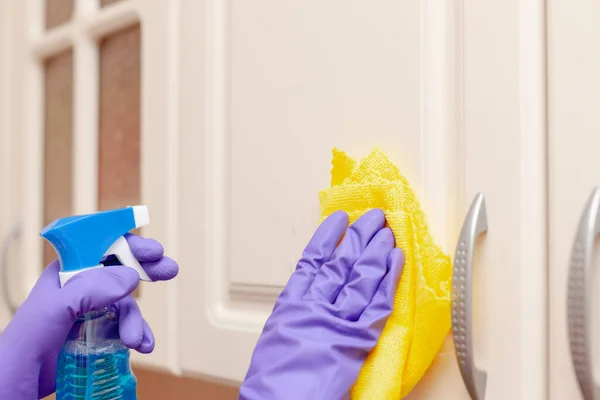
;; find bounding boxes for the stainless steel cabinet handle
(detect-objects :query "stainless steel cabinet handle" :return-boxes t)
[568,188,600,400]
[452,193,487,400]
[0,222,21,315]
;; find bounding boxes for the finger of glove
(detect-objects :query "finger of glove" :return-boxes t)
[139,256,179,281]
[124,234,178,280]
[279,211,348,301]
[125,233,165,262]
[60,266,140,320]
[304,209,386,303]
[137,319,155,354]
[117,296,156,353]
[359,247,404,325]
[117,296,145,349]
[334,228,395,320]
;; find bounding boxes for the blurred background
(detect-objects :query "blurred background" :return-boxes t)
[2,0,599,399]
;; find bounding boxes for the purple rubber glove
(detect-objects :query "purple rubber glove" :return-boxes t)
[239,209,405,400]
[0,233,178,400]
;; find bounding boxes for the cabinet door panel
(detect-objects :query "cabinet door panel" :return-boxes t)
[548,0,600,398]
[178,0,466,394]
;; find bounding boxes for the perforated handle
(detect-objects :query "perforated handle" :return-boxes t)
[452,193,487,400]
[568,188,600,400]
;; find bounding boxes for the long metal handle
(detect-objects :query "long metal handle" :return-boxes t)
[568,188,600,400]
[0,222,21,315]
[452,193,488,400]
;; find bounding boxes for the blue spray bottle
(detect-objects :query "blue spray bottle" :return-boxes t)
[40,205,152,400]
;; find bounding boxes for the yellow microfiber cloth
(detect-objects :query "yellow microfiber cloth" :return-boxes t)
[319,147,453,399]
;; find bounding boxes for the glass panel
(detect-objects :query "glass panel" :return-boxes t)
[98,24,141,212]
[43,50,74,267]
[98,25,141,296]
[100,0,125,8]
[45,0,74,30]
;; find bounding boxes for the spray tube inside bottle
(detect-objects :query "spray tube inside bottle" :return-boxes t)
[40,205,152,400]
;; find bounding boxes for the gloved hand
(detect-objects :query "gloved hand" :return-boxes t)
[239,209,405,400]
[0,233,178,400]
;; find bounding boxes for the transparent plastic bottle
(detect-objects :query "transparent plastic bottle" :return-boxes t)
[56,306,137,400]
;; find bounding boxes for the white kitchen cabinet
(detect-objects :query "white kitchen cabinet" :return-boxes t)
[547,0,600,398]
[176,0,546,398]
[0,0,565,399]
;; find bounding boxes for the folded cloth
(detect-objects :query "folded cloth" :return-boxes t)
[319,147,452,399]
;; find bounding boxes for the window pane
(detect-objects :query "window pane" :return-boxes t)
[45,0,74,30]
[43,50,74,267]
[98,25,141,296]
[100,0,125,8]
[98,24,141,212]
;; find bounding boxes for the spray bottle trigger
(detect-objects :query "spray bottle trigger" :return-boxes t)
[104,236,152,281]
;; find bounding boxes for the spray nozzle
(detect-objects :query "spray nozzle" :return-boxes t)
[40,205,152,286]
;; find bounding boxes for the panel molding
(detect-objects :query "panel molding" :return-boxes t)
[420,0,464,254]
[403,0,468,396]
[201,0,275,327]
[178,0,286,381]
[209,0,466,324]
[229,283,283,304]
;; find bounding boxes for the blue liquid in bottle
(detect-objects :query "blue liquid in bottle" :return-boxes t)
[56,308,137,400]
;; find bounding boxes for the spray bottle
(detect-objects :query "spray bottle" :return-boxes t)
[40,205,152,400]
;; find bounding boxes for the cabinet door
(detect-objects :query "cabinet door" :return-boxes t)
[0,0,179,373]
[547,0,600,398]
[177,1,546,398]
[454,0,547,399]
